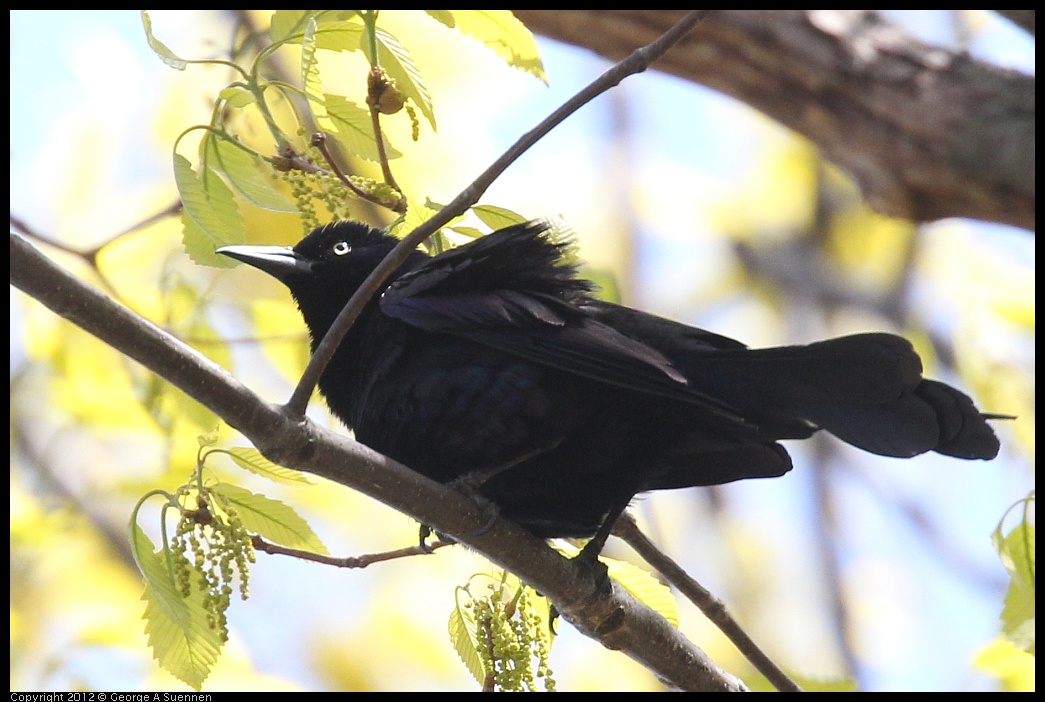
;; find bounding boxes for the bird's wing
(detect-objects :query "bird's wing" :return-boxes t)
[380,275,756,432]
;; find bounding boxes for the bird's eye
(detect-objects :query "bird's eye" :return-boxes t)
[332,241,351,256]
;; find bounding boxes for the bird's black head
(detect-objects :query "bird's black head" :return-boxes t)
[217,220,412,339]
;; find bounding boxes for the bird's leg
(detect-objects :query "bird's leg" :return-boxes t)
[440,438,567,539]
[547,504,632,633]
[576,499,634,582]
[451,436,566,490]
[415,524,440,551]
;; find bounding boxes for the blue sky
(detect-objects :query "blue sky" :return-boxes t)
[10,10,1034,692]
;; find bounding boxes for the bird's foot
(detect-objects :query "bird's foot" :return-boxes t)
[546,543,613,634]
[417,523,452,552]
[575,540,612,594]
[444,474,502,538]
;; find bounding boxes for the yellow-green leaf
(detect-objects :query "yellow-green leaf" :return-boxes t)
[302,17,334,133]
[203,134,297,212]
[269,10,315,42]
[993,496,1035,653]
[389,198,465,244]
[553,543,679,626]
[174,153,244,267]
[132,524,222,690]
[974,636,1036,692]
[447,226,486,240]
[197,429,220,448]
[430,11,547,83]
[218,85,255,109]
[141,11,188,70]
[604,557,680,627]
[222,447,316,486]
[364,27,435,129]
[271,11,362,47]
[247,296,310,384]
[313,16,365,52]
[211,483,328,555]
[449,602,486,685]
[472,204,528,231]
[325,95,402,162]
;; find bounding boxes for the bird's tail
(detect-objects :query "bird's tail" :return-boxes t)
[681,333,1001,460]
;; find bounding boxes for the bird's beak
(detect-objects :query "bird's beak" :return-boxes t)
[216,245,312,282]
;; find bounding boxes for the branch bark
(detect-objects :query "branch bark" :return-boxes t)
[10,12,759,691]
[513,10,1035,231]
[11,204,743,694]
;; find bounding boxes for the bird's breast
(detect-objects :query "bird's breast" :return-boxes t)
[330,329,585,484]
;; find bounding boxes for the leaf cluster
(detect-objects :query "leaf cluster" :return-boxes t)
[142,10,545,265]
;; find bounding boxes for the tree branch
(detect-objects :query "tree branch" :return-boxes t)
[615,514,802,692]
[513,10,1034,231]
[10,228,745,691]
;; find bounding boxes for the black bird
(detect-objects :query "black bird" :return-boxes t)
[218,221,1001,557]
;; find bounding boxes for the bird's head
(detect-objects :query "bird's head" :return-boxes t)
[217,220,408,335]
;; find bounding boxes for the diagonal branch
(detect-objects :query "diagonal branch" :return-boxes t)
[615,514,802,692]
[10,228,745,692]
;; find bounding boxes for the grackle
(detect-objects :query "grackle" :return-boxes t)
[218,221,1002,559]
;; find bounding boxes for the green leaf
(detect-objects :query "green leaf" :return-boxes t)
[604,557,680,627]
[269,10,316,42]
[324,95,402,162]
[272,11,364,47]
[203,134,297,212]
[364,27,435,129]
[132,524,222,690]
[994,496,1036,653]
[197,429,220,448]
[301,17,334,133]
[449,601,487,686]
[141,11,188,70]
[973,637,1035,692]
[553,543,679,626]
[388,198,463,253]
[423,10,455,29]
[472,204,529,231]
[173,153,244,267]
[211,483,328,555]
[313,18,365,52]
[993,498,1036,654]
[429,11,547,83]
[222,447,316,486]
[217,85,256,109]
[276,15,433,127]
[447,226,486,240]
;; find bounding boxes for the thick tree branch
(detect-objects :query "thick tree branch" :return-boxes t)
[513,10,1035,231]
[10,230,745,692]
[997,10,1035,36]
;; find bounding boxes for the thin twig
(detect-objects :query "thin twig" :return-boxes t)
[365,65,405,199]
[310,131,403,211]
[251,534,453,567]
[10,202,183,302]
[285,9,713,418]
[613,513,803,692]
